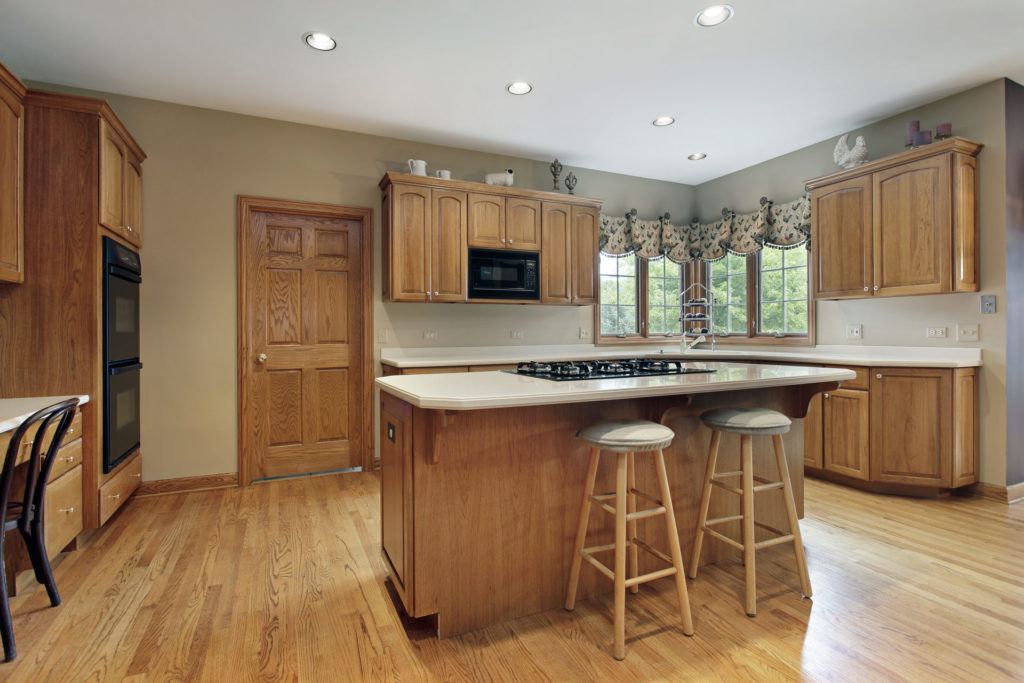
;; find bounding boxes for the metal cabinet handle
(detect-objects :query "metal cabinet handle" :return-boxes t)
[256,353,268,363]
[863,286,869,292]
[875,373,883,379]
[126,225,133,232]
[58,507,75,514]
[132,473,141,479]
[433,291,439,296]
[109,493,121,500]
[68,428,75,435]
[873,285,879,291]
[61,455,76,463]
[824,393,830,399]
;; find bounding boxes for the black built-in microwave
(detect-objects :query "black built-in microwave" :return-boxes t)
[468,248,540,300]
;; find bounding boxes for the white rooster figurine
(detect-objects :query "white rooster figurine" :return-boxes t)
[833,134,868,169]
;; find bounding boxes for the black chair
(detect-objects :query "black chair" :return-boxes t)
[0,398,79,662]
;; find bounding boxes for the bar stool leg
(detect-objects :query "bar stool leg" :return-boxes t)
[566,447,601,611]
[773,434,812,598]
[613,453,629,660]
[741,435,757,616]
[689,430,721,579]
[654,449,695,636]
[626,453,639,595]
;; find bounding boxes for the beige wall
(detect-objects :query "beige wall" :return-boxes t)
[31,82,694,481]
[693,80,1008,484]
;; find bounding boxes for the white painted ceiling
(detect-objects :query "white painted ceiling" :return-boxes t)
[0,0,1022,184]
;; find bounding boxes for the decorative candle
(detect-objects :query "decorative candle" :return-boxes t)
[936,122,952,139]
[906,120,920,146]
[913,130,933,147]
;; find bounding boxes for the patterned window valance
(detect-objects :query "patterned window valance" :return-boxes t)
[599,194,811,262]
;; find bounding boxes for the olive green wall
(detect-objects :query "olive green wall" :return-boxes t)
[30,81,695,482]
[693,80,1009,485]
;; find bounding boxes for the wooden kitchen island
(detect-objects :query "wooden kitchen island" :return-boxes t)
[376,362,854,637]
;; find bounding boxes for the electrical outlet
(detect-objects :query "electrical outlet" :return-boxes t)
[510,329,524,340]
[377,329,389,344]
[579,327,591,340]
[423,330,438,340]
[956,324,979,342]
[981,295,996,314]
[926,327,948,339]
[845,324,863,340]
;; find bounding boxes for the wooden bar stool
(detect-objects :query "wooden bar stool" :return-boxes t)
[689,407,811,617]
[565,419,694,660]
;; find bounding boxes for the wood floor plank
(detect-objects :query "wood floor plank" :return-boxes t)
[1,473,1022,681]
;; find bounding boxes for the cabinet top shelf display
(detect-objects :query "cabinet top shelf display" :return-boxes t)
[805,136,982,190]
[379,171,603,208]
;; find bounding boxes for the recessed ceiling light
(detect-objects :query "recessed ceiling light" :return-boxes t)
[507,81,533,95]
[694,4,734,27]
[304,32,337,51]
[688,152,708,161]
[652,116,676,127]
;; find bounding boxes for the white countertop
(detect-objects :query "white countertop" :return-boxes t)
[0,395,91,434]
[379,343,982,369]
[376,362,855,410]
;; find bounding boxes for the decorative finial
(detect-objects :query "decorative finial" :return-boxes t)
[549,158,563,191]
[564,172,578,195]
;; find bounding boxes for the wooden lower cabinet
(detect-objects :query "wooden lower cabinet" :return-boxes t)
[805,365,978,491]
[45,465,83,558]
[99,453,142,524]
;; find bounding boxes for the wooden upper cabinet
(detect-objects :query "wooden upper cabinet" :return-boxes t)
[541,202,572,304]
[806,138,980,300]
[506,197,541,250]
[570,205,598,303]
[869,368,951,487]
[431,189,468,301]
[0,63,25,284]
[467,193,504,249]
[99,120,143,247]
[389,184,432,301]
[873,154,950,296]
[823,389,870,481]
[811,176,872,298]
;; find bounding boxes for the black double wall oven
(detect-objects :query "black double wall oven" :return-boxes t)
[102,237,142,473]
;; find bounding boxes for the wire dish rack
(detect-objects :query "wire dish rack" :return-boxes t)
[680,282,716,350]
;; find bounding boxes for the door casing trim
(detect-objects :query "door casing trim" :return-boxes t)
[237,195,374,485]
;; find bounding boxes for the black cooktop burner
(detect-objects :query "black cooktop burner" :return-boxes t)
[508,358,716,381]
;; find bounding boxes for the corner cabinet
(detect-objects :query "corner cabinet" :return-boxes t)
[806,137,981,300]
[0,63,25,283]
[804,364,978,491]
[380,172,602,305]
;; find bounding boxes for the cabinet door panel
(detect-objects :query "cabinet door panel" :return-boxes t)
[506,197,541,250]
[380,397,413,613]
[391,185,431,301]
[870,368,951,486]
[431,189,468,301]
[99,121,125,232]
[467,193,505,248]
[541,202,572,304]
[0,79,23,283]
[570,206,598,304]
[803,392,823,469]
[811,176,872,298]
[823,389,870,480]
[873,154,951,296]
[124,156,142,247]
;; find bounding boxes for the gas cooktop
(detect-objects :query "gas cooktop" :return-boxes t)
[507,358,716,382]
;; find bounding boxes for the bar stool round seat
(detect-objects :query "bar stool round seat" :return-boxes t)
[576,419,675,452]
[699,407,792,435]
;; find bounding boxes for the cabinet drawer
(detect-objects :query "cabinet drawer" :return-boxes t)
[49,438,82,482]
[1,410,82,467]
[45,465,83,557]
[99,454,141,524]
[835,366,869,390]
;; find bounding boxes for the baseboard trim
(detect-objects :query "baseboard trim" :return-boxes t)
[136,472,239,498]
[973,481,1024,505]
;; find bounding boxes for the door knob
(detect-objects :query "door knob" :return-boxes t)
[256,353,268,363]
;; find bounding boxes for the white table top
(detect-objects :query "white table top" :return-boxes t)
[0,395,91,434]
[376,362,855,410]
[379,343,982,369]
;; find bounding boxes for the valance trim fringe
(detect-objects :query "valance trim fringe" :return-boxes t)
[599,194,811,263]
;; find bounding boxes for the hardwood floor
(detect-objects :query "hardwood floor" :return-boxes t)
[2,473,1022,681]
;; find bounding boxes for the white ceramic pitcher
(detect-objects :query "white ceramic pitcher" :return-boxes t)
[407,159,427,176]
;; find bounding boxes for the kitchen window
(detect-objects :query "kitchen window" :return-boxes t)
[597,245,813,344]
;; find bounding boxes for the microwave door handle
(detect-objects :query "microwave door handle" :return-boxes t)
[109,362,143,375]
[109,265,142,283]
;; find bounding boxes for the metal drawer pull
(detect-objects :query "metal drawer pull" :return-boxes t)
[61,455,76,463]
[863,286,868,292]
[58,507,75,514]
[876,373,883,379]
[109,493,121,500]
[873,285,879,291]
[132,473,141,479]
[824,393,830,399]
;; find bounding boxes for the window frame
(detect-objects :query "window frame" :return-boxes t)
[596,249,815,346]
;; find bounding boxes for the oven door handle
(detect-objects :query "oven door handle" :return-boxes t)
[108,264,142,283]
[109,362,143,376]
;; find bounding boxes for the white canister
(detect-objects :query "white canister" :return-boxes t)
[407,159,428,176]
[435,169,451,180]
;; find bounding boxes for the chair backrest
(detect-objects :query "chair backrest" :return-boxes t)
[0,398,80,533]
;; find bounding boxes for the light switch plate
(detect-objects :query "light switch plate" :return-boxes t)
[579,327,590,340]
[377,329,389,344]
[845,324,863,340]
[510,329,524,340]
[957,324,979,342]
[981,295,996,314]
[423,330,438,340]
[926,326,948,339]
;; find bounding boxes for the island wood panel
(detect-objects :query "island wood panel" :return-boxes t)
[385,382,831,637]
[505,197,541,250]
[0,62,24,283]
[380,393,414,613]
[872,154,951,297]
[811,175,872,298]
[541,202,572,304]
[467,192,504,248]
[803,393,823,469]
